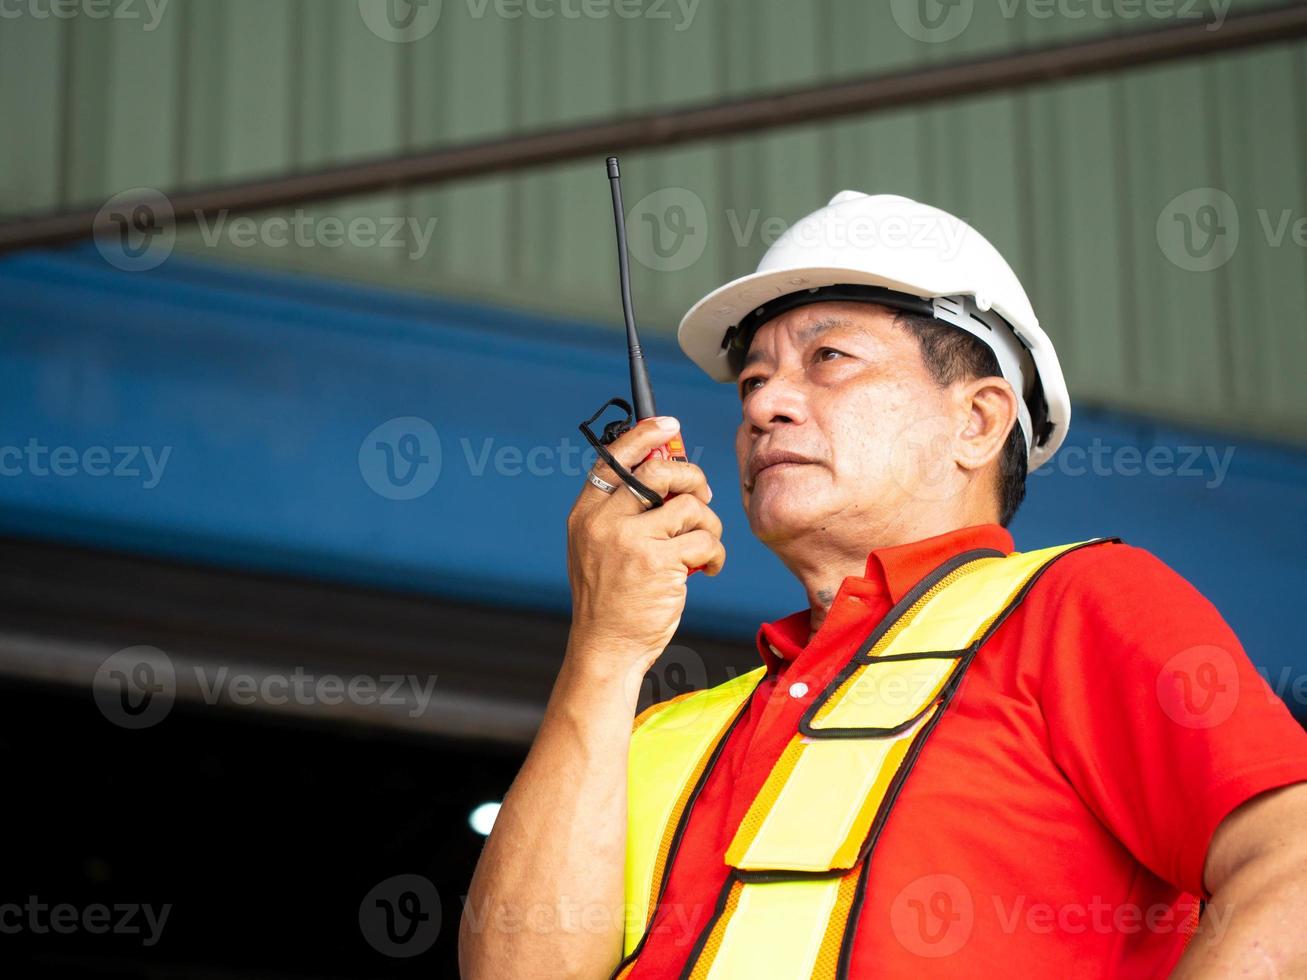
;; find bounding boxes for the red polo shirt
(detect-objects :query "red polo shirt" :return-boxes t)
[627,524,1307,978]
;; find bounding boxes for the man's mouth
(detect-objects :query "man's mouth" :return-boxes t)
[747,449,818,487]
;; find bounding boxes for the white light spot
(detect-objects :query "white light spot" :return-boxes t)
[469,801,501,836]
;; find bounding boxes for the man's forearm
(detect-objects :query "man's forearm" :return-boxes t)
[459,642,641,980]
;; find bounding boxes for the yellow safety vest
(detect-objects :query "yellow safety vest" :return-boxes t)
[613,538,1114,980]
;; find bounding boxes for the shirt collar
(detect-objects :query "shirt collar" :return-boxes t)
[756,523,1015,669]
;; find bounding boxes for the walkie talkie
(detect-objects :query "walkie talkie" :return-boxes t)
[605,156,689,466]
[578,158,701,577]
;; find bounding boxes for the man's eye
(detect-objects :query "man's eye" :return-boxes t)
[739,377,765,397]
[816,347,845,362]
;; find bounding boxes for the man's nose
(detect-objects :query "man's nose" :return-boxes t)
[744,372,808,431]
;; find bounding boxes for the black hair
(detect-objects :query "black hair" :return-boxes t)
[893,311,1028,527]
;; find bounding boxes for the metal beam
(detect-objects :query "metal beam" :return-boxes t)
[2,1,1305,254]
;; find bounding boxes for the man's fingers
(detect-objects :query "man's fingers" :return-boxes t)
[662,530,727,576]
[598,416,684,477]
[645,492,722,542]
[616,458,711,514]
[579,416,688,507]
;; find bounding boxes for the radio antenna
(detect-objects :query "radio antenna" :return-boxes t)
[606,156,657,420]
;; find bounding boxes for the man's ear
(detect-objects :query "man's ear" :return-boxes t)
[955,376,1018,474]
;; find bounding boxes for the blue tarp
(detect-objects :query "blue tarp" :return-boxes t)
[1,245,1303,694]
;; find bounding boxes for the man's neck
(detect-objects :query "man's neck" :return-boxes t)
[773,510,994,643]
[775,531,889,643]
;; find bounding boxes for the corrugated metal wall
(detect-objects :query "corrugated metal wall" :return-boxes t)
[1,0,1304,440]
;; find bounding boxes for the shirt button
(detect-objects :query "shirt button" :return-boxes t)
[788,681,809,699]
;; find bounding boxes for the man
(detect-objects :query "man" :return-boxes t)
[460,192,1307,978]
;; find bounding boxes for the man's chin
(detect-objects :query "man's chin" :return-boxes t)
[746,492,829,545]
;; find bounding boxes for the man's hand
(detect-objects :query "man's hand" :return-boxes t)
[567,415,726,679]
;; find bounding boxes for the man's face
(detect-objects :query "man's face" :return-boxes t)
[733,301,955,546]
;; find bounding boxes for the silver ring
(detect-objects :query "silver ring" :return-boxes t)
[587,471,618,494]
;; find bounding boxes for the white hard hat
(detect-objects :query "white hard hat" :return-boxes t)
[677,190,1069,472]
